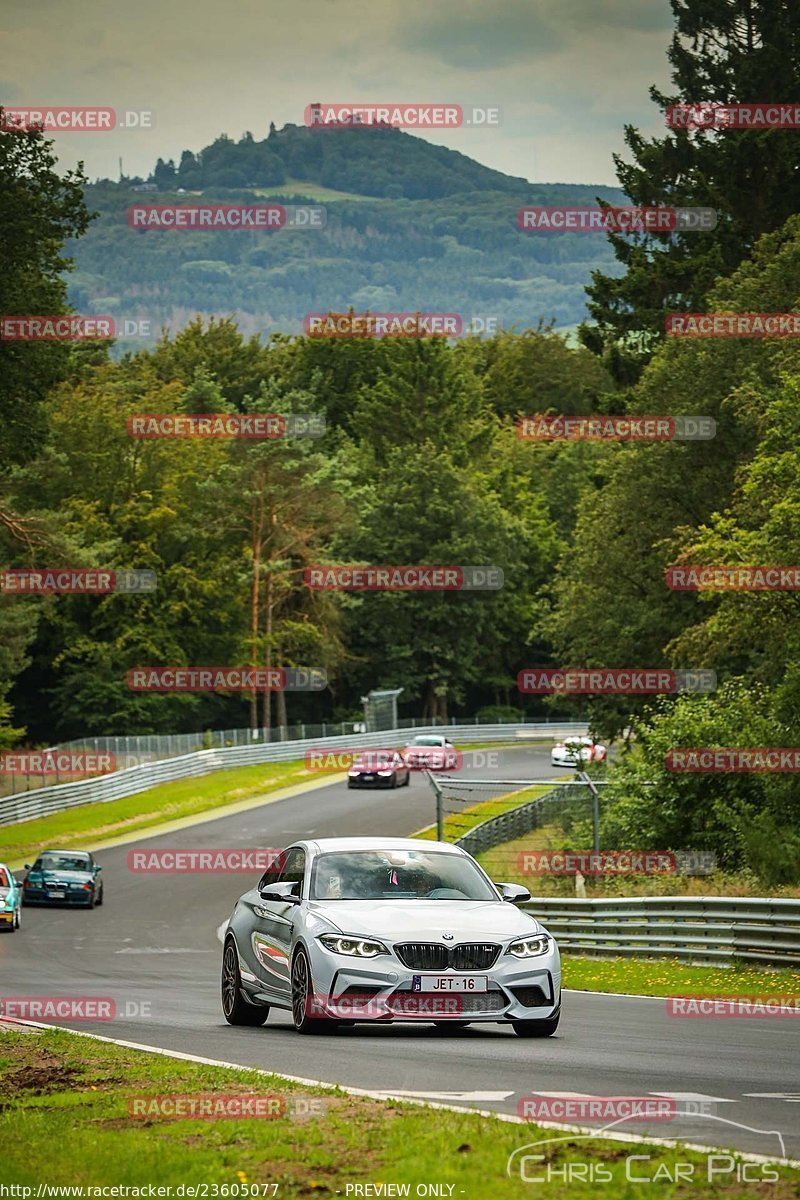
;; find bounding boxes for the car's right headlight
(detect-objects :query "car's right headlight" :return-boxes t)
[506,935,551,958]
[319,934,389,957]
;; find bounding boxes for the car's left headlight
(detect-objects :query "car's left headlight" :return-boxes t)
[506,935,551,958]
[319,934,389,957]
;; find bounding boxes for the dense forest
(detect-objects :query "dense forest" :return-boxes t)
[4,0,800,881]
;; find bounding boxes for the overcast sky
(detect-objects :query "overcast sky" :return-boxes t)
[1,0,676,186]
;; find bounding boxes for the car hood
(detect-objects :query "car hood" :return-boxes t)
[33,869,94,884]
[307,899,543,941]
[0,886,12,900]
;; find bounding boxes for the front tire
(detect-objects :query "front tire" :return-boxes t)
[222,939,269,1026]
[12,907,20,930]
[512,1009,560,1038]
[291,947,333,1034]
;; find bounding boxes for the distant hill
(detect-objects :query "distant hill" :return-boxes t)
[136,123,534,201]
[69,123,627,347]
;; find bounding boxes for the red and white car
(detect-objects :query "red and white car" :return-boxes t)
[551,736,607,768]
[402,734,459,771]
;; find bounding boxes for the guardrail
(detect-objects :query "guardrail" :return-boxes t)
[521,896,800,967]
[453,789,800,966]
[0,722,587,827]
[455,782,591,857]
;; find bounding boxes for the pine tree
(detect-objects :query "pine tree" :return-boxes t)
[581,0,800,382]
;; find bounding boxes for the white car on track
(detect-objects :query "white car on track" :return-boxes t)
[221,837,561,1037]
[551,736,607,768]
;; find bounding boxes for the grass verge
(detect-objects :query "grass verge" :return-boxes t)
[562,954,800,998]
[1,1026,794,1195]
[413,784,550,842]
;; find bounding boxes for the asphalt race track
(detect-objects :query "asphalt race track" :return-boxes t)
[2,746,798,1162]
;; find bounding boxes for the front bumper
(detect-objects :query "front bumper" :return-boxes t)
[0,909,16,924]
[347,775,398,788]
[305,940,561,1023]
[24,888,93,906]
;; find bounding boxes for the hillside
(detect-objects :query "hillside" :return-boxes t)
[69,123,627,347]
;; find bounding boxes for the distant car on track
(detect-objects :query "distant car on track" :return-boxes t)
[0,863,23,931]
[402,734,459,770]
[23,849,104,908]
[347,750,410,789]
[551,736,607,768]
[221,836,561,1037]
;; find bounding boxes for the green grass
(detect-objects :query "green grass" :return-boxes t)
[2,1027,794,1195]
[254,178,378,202]
[413,784,551,842]
[562,954,800,997]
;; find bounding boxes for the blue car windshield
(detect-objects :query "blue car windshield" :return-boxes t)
[37,854,90,871]
[310,850,497,901]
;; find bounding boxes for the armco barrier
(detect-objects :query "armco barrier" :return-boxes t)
[0,722,587,827]
[456,782,592,857]
[521,896,800,967]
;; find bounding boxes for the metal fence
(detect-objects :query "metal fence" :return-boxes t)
[455,782,594,857]
[0,721,588,827]
[521,895,800,967]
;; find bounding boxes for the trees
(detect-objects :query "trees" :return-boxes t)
[582,0,800,380]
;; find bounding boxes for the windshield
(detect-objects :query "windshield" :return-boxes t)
[36,853,90,872]
[412,736,444,747]
[310,849,497,901]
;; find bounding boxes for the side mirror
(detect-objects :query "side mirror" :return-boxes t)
[95,865,102,873]
[24,865,31,871]
[259,881,300,904]
[496,882,532,904]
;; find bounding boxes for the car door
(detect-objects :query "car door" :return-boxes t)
[250,847,306,1004]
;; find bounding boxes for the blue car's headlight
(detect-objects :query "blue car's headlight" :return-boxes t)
[319,934,388,958]
[506,935,551,958]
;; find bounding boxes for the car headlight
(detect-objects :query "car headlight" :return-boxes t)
[507,935,550,958]
[319,934,388,957]
[376,770,393,776]
[348,769,359,776]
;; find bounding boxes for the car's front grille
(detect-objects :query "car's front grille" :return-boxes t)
[394,942,501,971]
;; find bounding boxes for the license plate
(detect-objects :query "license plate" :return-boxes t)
[48,891,65,899]
[411,975,488,992]
[361,774,375,781]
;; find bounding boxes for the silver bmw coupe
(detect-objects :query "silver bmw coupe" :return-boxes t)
[221,837,561,1036]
